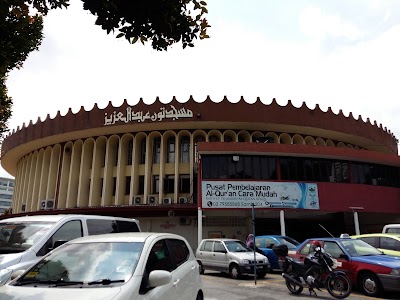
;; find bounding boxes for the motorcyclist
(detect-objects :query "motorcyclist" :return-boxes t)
[309,240,322,254]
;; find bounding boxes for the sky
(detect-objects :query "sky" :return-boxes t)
[1,0,400,178]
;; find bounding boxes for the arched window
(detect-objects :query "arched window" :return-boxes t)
[167,137,175,163]
[127,140,133,165]
[180,136,190,163]
[209,135,219,142]
[140,140,146,164]
[153,138,161,163]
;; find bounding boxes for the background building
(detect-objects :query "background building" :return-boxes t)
[1,98,399,248]
[0,177,15,214]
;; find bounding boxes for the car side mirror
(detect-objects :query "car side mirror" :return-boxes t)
[148,270,172,287]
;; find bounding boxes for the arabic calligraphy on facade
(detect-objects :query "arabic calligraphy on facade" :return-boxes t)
[104,105,194,125]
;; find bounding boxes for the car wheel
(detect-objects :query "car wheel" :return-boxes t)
[197,261,205,275]
[358,272,382,297]
[229,263,241,279]
[256,271,267,279]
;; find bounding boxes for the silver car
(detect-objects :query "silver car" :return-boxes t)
[195,238,270,279]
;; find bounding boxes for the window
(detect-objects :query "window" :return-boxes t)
[38,220,83,255]
[112,177,116,196]
[87,219,118,235]
[180,136,190,163]
[164,175,175,193]
[323,242,344,258]
[167,238,190,267]
[146,240,173,272]
[202,241,213,252]
[116,220,140,232]
[224,135,233,142]
[166,137,175,163]
[194,136,205,163]
[202,155,276,180]
[138,176,145,194]
[179,175,190,193]
[153,175,160,194]
[125,176,131,195]
[114,143,119,166]
[380,237,400,251]
[127,140,133,165]
[153,137,161,163]
[299,242,312,255]
[214,241,225,252]
[263,238,276,248]
[209,135,219,142]
[360,237,377,247]
[140,139,146,164]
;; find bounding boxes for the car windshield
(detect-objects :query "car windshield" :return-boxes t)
[224,240,250,252]
[16,242,144,286]
[0,221,55,254]
[339,239,383,257]
[276,237,300,249]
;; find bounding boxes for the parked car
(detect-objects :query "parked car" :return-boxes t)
[289,236,400,297]
[0,214,141,280]
[0,232,204,300]
[195,238,270,279]
[351,233,400,256]
[255,235,300,270]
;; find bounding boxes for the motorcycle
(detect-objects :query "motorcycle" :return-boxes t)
[272,244,352,299]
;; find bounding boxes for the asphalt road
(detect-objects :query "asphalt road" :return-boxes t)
[201,271,399,300]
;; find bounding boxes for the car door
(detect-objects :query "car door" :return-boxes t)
[264,237,278,264]
[167,238,200,299]
[197,240,214,269]
[321,241,354,280]
[142,238,177,300]
[212,241,229,272]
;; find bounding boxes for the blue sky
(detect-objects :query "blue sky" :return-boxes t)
[2,0,400,178]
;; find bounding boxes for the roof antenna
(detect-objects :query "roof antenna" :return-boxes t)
[319,224,335,238]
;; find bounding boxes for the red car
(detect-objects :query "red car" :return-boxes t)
[289,236,400,297]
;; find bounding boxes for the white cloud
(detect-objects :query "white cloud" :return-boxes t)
[299,7,364,41]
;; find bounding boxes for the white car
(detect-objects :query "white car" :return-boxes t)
[0,214,141,275]
[196,238,270,279]
[0,232,204,300]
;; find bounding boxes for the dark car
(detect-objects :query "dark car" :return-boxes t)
[289,236,400,297]
[255,235,300,270]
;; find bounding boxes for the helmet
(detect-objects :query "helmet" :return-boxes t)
[310,240,321,252]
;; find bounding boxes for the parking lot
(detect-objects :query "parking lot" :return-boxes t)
[201,271,399,300]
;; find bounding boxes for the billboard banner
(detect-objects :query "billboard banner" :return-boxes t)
[201,181,319,209]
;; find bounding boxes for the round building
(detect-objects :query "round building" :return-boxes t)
[1,97,399,247]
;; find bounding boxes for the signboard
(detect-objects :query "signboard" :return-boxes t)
[104,105,193,125]
[202,181,319,209]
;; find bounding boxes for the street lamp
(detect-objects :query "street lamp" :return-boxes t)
[349,207,364,235]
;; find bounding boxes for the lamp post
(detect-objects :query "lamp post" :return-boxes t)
[251,203,257,285]
[349,207,364,235]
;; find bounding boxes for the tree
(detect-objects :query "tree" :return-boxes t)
[0,0,210,138]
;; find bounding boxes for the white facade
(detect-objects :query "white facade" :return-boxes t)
[0,177,14,214]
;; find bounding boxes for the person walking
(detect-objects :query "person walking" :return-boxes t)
[246,233,265,255]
